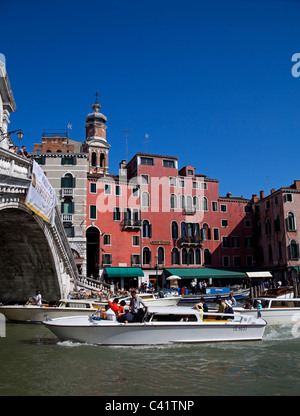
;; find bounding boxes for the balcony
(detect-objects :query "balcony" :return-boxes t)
[122,219,142,229]
[183,207,196,215]
[179,236,202,246]
[62,188,74,197]
[61,213,73,222]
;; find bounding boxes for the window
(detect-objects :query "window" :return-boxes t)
[182,248,188,265]
[202,223,211,240]
[132,235,140,246]
[141,174,149,185]
[290,240,299,260]
[140,157,154,166]
[102,254,112,265]
[90,205,97,219]
[157,247,164,265]
[188,169,193,176]
[131,255,141,266]
[192,181,198,189]
[90,183,97,193]
[143,247,151,265]
[91,152,96,167]
[213,228,219,241]
[104,184,111,195]
[274,215,281,232]
[287,212,296,231]
[143,220,152,238]
[220,204,227,212]
[170,194,177,209]
[61,174,75,188]
[278,241,283,260]
[274,196,279,205]
[244,205,252,213]
[61,156,76,165]
[163,159,175,168]
[232,237,240,248]
[221,219,228,227]
[64,226,75,237]
[103,234,111,245]
[284,193,293,203]
[132,187,139,197]
[265,200,270,209]
[180,195,185,209]
[179,179,185,188]
[169,177,176,187]
[171,221,178,239]
[233,256,241,267]
[201,182,207,190]
[115,185,121,196]
[61,199,74,214]
[212,201,218,212]
[245,237,253,248]
[195,248,201,265]
[171,248,180,265]
[222,236,230,248]
[265,218,271,235]
[202,197,208,211]
[204,249,211,265]
[188,248,194,265]
[223,256,230,267]
[244,220,252,228]
[246,256,253,267]
[113,207,121,221]
[142,192,150,207]
[193,196,199,211]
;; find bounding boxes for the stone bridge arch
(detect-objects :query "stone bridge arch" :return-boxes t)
[0,196,77,303]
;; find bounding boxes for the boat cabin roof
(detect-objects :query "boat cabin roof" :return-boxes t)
[147,306,196,314]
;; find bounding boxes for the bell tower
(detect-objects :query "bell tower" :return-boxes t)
[85,93,110,175]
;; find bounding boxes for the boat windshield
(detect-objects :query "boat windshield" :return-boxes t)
[146,313,198,322]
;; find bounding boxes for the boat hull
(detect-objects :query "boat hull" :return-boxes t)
[238,308,300,325]
[44,315,266,345]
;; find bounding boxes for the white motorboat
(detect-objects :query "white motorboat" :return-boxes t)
[43,306,266,345]
[117,292,181,307]
[236,298,300,325]
[260,286,294,299]
[0,299,103,323]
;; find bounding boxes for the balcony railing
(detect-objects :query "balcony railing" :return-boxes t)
[122,219,142,229]
[61,213,73,222]
[179,236,202,246]
[183,207,196,215]
[62,188,74,197]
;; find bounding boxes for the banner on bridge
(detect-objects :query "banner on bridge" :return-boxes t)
[25,160,58,226]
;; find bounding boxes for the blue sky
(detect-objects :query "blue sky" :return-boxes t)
[1,0,300,198]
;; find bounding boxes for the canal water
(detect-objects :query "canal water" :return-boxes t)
[0,322,300,396]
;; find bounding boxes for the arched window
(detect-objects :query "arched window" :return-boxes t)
[171,221,178,239]
[142,220,151,238]
[186,196,193,212]
[202,197,208,211]
[188,248,194,265]
[100,153,105,168]
[171,248,180,265]
[143,247,151,265]
[287,212,296,231]
[61,197,74,214]
[61,173,75,188]
[180,195,185,209]
[181,222,188,237]
[265,218,271,235]
[170,194,177,209]
[91,152,97,167]
[157,247,164,265]
[142,192,150,208]
[182,248,188,265]
[202,223,211,240]
[290,240,299,260]
[204,248,211,265]
[193,196,199,211]
[195,248,201,265]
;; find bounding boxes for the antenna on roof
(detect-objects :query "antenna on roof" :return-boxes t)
[123,128,133,162]
[144,133,151,153]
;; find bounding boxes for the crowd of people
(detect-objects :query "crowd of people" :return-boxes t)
[8,144,31,159]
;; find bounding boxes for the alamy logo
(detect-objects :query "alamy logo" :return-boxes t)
[0,313,6,337]
[291,53,300,77]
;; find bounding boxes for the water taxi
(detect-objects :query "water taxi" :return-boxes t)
[237,298,300,325]
[43,305,266,345]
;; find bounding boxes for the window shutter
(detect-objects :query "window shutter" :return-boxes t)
[149,224,152,238]
[72,177,76,188]
[71,202,74,214]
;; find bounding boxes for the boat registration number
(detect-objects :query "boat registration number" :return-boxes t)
[233,326,247,332]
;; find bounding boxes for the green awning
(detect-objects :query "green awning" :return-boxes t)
[164,268,244,279]
[105,267,144,278]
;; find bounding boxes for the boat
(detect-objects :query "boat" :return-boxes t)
[43,305,266,345]
[236,298,300,325]
[116,291,181,307]
[0,299,103,323]
[260,286,294,299]
[179,286,250,303]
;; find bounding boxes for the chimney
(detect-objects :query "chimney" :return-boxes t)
[252,194,258,203]
[260,190,264,199]
[271,188,276,194]
[294,180,300,190]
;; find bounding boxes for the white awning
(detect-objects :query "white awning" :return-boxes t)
[245,272,273,278]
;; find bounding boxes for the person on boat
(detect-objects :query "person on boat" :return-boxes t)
[100,305,117,322]
[195,301,204,320]
[224,300,234,319]
[32,290,42,307]
[107,295,120,316]
[117,300,127,319]
[216,299,226,320]
[129,290,147,322]
[243,300,253,310]
[255,299,263,310]
[118,306,134,323]
[228,292,237,307]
